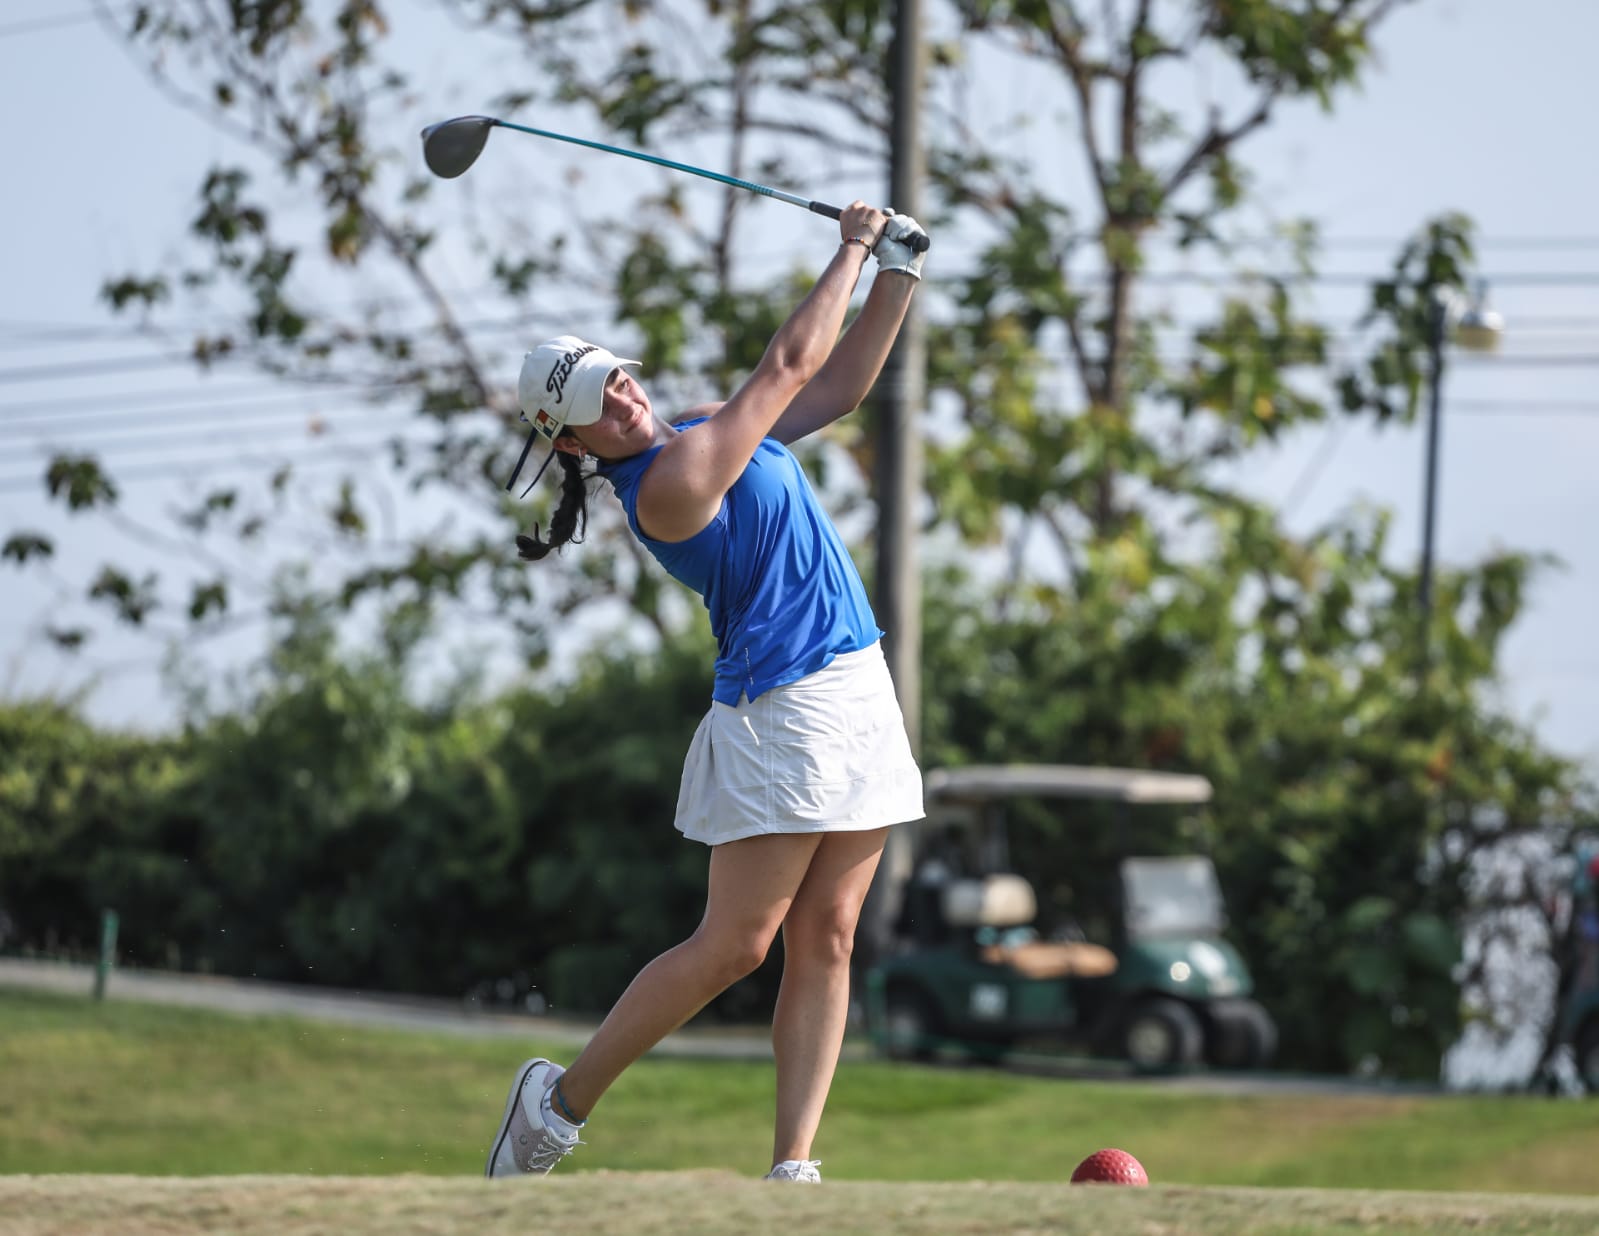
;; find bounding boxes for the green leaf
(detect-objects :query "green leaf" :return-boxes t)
[2,533,53,564]
[189,581,230,622]
[1401,913,1461,975]
[45,457,118,510]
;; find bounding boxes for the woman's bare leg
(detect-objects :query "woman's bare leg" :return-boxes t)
[555,831,824,1118]
[770,827,890,1166]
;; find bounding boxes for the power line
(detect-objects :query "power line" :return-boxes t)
[0,322,152,345]
[0,311,1593,412]
[1175,352,1599,367]
[8,418,448,461]
[7,393,1591,492]
[1446,355,1599,368]
[0,354,226,384]
[3,353,1594,447]
[1155,319,1599,334]
[6,401,496,449]
[1452,398,1599,414]
[1159,351,1599,369]
[0,383,497,434]
[1129,271,1599,288]
[1281,420,1350,516]
[1449,404,1599,418]
[0,313,549,382]
[5,357,1597,445]
[0,9,97,38]
[7,314,1599,363]
[0,431,450,495]
[1495,318,1599,331]
[0,379,358,417]
[7,413,395,453]
[6,387,1593,452]
[0,384,422,429]
[0,3,142,40]
[1206,235,1599,252]
[0,401,330,440]
[3,341,1595,395]
[0,327,201,352]
[0,310,559,352]
[1,289,1596,380]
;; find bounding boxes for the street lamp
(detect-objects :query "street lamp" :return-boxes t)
[1419,279,1503,656]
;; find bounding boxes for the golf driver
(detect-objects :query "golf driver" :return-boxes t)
[420,115,930,253]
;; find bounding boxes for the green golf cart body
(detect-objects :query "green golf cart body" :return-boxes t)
[865,764,1277,1072]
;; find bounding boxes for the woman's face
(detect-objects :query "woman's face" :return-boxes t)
[560,369,655,460]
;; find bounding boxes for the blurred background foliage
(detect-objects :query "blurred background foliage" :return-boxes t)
[4,544,1592,1081]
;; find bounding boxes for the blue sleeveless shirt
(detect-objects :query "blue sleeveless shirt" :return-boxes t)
[597,418,881,704]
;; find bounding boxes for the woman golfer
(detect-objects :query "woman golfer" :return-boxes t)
[485,201,928,1184]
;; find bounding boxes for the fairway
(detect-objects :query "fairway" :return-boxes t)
[5,1173,1599,1236]
[3,986,1599,1234]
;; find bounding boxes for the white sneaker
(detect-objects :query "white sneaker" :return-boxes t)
[764,1159,822,1182]
[485,1058,581,1178]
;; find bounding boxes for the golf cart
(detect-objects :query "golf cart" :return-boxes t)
[864,764,1277,1072]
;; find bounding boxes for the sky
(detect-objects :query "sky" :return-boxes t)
[1,0,1597,775]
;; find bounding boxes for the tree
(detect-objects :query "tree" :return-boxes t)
[0,600,730,1012]
[4,0,1592,1077]
[14,3,1456,675]
[9,0,889,668]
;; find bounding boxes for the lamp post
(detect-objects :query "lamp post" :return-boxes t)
[1418,280,1503,661]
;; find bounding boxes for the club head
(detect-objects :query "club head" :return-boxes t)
[421,115,497,178]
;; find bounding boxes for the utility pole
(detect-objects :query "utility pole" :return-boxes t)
[875,0,926,752]
[1417,281,1502,675]
[1418,294,1446,672]
[858,0,927,988]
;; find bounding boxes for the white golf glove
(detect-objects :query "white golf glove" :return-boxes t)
[874,213,930,280]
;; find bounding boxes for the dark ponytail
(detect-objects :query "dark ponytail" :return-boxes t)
[516,447,593,562]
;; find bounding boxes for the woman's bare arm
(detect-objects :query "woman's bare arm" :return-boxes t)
[768,271,919,445]
[635,203,886,542]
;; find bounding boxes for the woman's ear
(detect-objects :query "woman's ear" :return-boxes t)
[553,436,587,459]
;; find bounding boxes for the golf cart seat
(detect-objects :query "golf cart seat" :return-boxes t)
[942,874,1118,980]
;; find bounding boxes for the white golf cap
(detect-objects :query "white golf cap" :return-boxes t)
[504,335,642,496]
[517,335,642,444]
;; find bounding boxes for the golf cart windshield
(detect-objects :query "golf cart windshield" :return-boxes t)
[1121,856,1226,938]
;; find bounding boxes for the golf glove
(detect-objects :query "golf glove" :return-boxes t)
[874,213,929,280]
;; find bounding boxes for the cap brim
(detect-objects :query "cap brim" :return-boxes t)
[559,358,642,429]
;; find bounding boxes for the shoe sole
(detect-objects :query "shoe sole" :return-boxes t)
[485,1057,552,1178]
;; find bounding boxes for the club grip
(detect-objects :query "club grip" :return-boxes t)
[809,201,931,252]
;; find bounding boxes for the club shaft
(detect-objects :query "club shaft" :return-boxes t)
[491,119,841,220]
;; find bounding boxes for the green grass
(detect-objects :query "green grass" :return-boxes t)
[2,988,1597,1197]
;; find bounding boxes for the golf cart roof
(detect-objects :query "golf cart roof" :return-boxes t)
[925,764,1213,806]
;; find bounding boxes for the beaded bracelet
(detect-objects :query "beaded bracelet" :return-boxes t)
[843,236,873,251]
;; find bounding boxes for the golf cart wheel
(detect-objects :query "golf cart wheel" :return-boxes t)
[1122,996,1204,1072]
[882,986,941,1062]
[1577,1018,1599,1094]
[1205,998,1279,1070]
